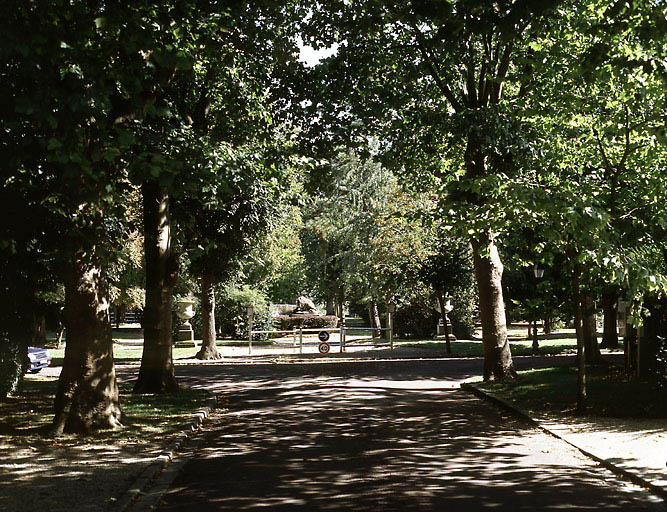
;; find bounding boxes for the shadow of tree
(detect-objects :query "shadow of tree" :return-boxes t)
[153,361,662,511]
[0,377,208,512]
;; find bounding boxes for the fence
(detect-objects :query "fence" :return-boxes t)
[247,320,394,356]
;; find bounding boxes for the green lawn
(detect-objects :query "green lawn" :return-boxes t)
[478,365,667,418]
[1,373,211,441]
[396,338,579,357]
[42,325,588,367]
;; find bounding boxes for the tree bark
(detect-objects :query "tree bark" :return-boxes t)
[368,302,382,338]
[471,234,516,381]
[543,315,553,334]
[52,254,122,435]
[436,290,452,354]
[31,314,47,346]
[582,295,601,362]
[196,267,221,360]
[55,323,65,348]
[325,298,335,316]
[134,182,179,393]
[600,291,619,349]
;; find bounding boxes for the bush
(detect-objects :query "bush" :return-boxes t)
[0,334,28,399]
[274,314,338,330]
[393,303,438,339]
[216,285,272,340]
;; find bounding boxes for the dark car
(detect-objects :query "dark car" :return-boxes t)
[28,347,51,373]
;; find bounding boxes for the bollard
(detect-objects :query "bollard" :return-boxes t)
[299,327,303,354]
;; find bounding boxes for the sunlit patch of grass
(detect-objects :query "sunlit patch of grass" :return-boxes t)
[395,338,577,357]
[479,365,667,418]
[48,346,202,366]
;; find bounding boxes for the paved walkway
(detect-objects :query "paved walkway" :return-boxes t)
[149,360,664,511]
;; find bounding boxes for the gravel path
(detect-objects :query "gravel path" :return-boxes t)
[155,360,665,511]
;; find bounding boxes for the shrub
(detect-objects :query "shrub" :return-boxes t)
[216,285,272,340]
[393,303,438,339]
[274,314,338,330]
[0,334,28,399]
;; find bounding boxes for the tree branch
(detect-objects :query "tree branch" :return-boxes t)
[491,40,514,104]
[412,25,464,113]
[619,104,631,167]
[593,128,613,179]
[465,38,478,108]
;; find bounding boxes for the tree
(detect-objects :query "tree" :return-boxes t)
[162,2,300,361]
[0,1,151,432]
[513,0,667,409]
[303,144,429,331]
[300,0,577,379]
[421,234,476,353]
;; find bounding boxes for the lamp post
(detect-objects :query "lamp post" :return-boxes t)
[436,294,454,354]
[387,302,396,350]
[532,264,544,354]
[247,304,254,355]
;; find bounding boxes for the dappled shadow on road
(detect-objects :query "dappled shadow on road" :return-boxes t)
[0,432,160,512]
[0,377,206,512]
[156,363,661,511]
[535,415,667,491]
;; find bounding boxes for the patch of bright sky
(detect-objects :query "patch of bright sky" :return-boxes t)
[297,36,339,67]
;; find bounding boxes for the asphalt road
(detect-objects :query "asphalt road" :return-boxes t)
[142,357,664,511]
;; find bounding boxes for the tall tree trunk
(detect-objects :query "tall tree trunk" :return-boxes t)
[52,254,122,435]
[196,267,221,360]
[582,295,601,362]
[572,266,587,413]
[55,323,65,348]
[31,313,47,346]
[384,294,393,340]
[471,235,516,381]
[543,315,553,334]
[436,290,452,354]
[325,298,334,316]
[531,320,539,354]
[369,301,381,338]
[600,291,619,349]
[134,182,179,394]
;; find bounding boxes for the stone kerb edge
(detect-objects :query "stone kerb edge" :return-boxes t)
[112,394,218,512]
[461,382,667,501]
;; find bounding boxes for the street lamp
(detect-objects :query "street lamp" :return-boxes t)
[387,302,396,350]
[247,304,254,355]
[532,264,544,353]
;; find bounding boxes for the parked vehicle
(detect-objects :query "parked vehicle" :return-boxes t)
[28,347,51,373]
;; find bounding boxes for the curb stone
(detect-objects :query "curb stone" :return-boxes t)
[461,382,667,501]
[111,394,218,512]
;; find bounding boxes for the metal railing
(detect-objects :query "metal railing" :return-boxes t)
[246,324,393,355]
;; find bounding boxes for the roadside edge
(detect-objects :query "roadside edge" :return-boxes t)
[111,394,218,512]
[461,382,666,501]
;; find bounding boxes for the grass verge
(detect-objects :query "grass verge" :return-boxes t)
[397,338,579,357]
[0,373,210,443]
[478,365,667,418]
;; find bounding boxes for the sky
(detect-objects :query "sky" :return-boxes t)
[297,37,339,67]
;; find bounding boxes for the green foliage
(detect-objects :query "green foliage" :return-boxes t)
[0,334,28,399]
[245,203,308,303]
[449,283,478,340]
[303,143,431,311]
[393,302,439,339]
[216,285,272,340]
